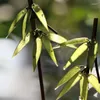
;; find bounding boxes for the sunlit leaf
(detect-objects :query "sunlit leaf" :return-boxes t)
[47,32,67,43]
[56,73,82,100]
[32,3,48,31]
[7,8,27,38]
[47,32,77,49]
[53,37,89,49]
[63,43,88,70]
[80,74,88,100]
[88,74,100,93]
[13,32,30,57]
[33,37,42,71]
[42,35,58,66]
[53,44,77,49]
[22,9,31,40]
[61,37,89,45]
[55,66,81,90]
[88,42,98,70]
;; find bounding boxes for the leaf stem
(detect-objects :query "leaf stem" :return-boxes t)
[27,0,45,100]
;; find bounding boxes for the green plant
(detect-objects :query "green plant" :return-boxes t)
[6,0,100,100]
[55,18,100,100]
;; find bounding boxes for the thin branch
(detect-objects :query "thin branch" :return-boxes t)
[91,18,98,41]
[48,25,58,34]
[91,18,100,82]
[95,58,100,83]
[86,18,98,74]
[27,0,45,100]
[38,59,45,100]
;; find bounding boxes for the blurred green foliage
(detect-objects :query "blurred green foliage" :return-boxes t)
[0,0,100,39]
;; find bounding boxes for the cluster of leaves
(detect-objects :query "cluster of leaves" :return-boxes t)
[6,3,75,71]
[7,2,100,100]
[54,36,99,100]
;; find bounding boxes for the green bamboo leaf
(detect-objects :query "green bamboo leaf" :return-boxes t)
[47,32,77,49]
[32,3,48,31]
[42,35,58,66]
[53,44,77,49]
[22,9,31,40]
[55,66,81,90]
[47,32,67,43]
[56,73,82,100]
[88,74,100,93]
[80,74,88,100]
[88,42,98,70]
[61,37,89,46]
[7,8,27,38]
[53,37,89,49]
[94,42,98,55]
[33,37,42,71]
[13,32,30,57]
[63,43,88,70]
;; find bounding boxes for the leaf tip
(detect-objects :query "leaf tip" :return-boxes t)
[12,54,15,58]
[33,68,36,72]
[55,87,58,90]
[63,68,66,70]
[6,35,8,39]
[12,51,17,57]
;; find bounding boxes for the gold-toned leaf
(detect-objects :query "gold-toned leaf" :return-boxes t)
[63,43,88,70]
[80,74,88,100]
[88,74,100,93]
[55,66,81,90]
[42,35,58,66]
[56,73,82,100]
[7,8,27,38]
[13,32,30,57]
[22,9,31,39]
[33,37,42,71]
[32,3,48,31]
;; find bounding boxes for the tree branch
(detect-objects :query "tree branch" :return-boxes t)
[27,0,45,100]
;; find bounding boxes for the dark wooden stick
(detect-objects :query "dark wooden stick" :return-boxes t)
[86,18,98,74]
[28,0,45,100]
[48,25,58,34]
[91,18,100,82]
[91,18,98,41]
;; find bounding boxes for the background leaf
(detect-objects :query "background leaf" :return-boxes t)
[63,43,88,70]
